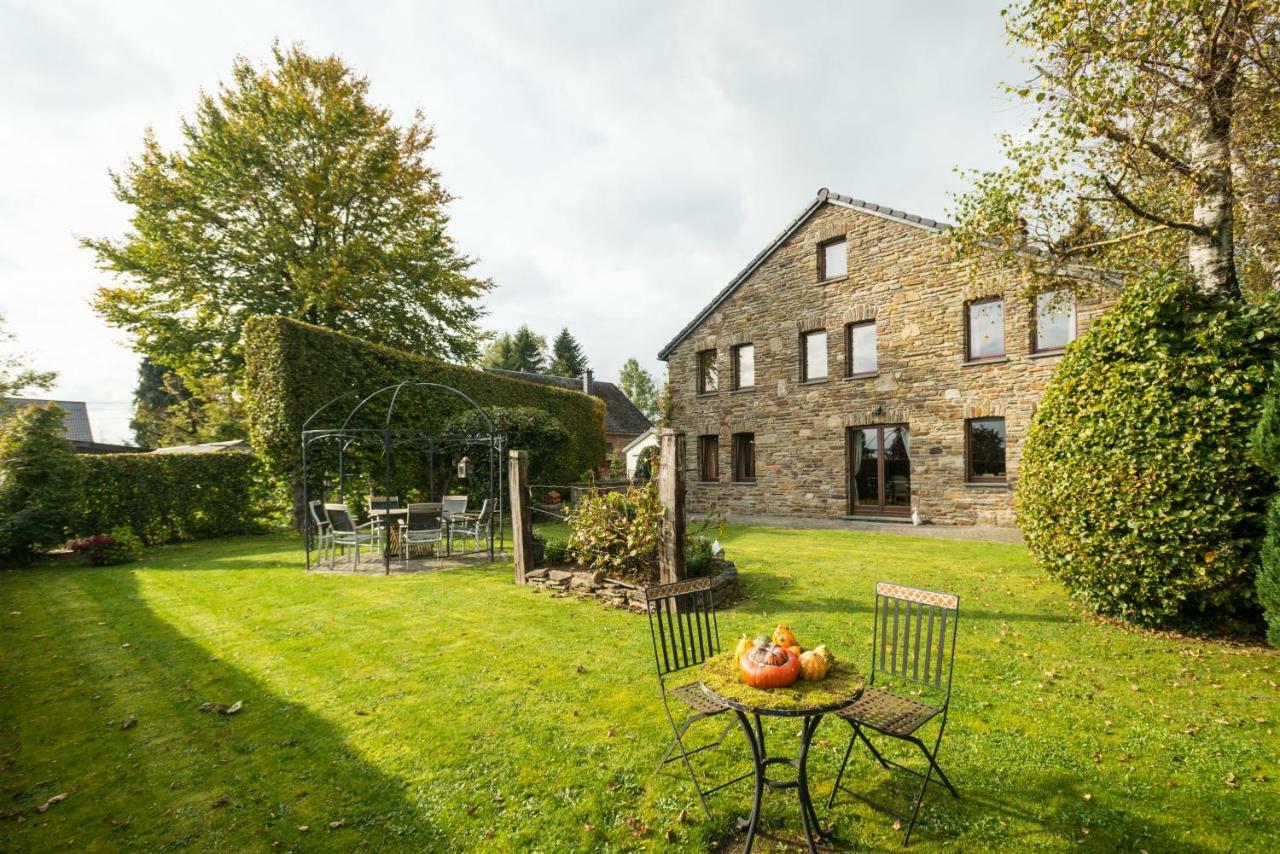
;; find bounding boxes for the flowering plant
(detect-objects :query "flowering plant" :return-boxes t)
[68,526,144,566]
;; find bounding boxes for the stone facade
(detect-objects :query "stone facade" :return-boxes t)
[659,192,1111,527]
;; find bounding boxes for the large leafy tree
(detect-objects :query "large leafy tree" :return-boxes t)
[480,325,547,373]
[0,312,55,401]
[548,327,588,378]
[950,0,1280,297]
[85,43,489,420]
[618,358,660,421]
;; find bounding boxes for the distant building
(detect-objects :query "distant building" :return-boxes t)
[621,427,658,479]
[484,369,653,458]
[2,396,142,454]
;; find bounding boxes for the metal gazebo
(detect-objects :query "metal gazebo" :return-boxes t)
[300,381,506,574]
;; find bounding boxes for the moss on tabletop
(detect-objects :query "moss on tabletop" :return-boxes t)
[698,650,865,712]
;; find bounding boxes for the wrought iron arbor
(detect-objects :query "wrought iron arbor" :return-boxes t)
[300,381,505,573]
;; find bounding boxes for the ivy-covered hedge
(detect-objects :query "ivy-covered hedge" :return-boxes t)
[243,316,606,522]
[77,453,267,544]
[1017,270,1280,625]
[1249,365,1280,647]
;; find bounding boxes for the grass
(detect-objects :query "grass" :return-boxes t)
[1,525,1277,851]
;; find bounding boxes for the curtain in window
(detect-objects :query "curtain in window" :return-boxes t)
[851,429,864,476]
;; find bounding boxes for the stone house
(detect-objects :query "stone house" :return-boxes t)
[657,188,1110,527]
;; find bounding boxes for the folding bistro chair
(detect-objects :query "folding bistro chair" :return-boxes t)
[645,577,751,820]
[827,582,960,846]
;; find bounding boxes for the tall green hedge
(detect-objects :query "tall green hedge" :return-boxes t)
[243,316,606,522]
[1249,365,1280,647]
[77,453,266,544]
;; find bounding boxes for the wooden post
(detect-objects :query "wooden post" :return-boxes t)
[657,428,686,584]
[509,449,533,584]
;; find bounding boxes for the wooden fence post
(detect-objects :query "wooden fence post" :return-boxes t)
[509,449,533,584]
[657,428,686,584]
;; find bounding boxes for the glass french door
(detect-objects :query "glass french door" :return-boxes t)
[848,424,911,515]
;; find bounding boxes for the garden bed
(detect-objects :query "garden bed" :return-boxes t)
[522,557,738,611]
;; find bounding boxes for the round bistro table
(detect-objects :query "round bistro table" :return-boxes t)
[699,651,864,853]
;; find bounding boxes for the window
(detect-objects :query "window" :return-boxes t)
[966,298,1005,361]
[800,330,827,382]
[698,435,719,482]
[966,418,1007,482]
[845,321,877,376]
[819,238,847,281]
[732,432,756,482]
[731,343,755,390]
[1033,291,1076,352]
[848,424,911,515]
[697,349,718,393]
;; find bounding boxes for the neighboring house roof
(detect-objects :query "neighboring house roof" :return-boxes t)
[657,188,950,360]
[150,439,252,455]
[621,427,657,455]
[3,397,94,443]
[484,370,653,436]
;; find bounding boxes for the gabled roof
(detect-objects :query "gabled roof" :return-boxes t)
[621,426,657,455]
[484,370,653,436]
[3,397,94,443]
[656,188,951,360]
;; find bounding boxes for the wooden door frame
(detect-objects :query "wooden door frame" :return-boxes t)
[846,423,911,516]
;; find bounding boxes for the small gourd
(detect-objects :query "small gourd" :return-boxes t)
[786,644,803,658]
[814,643,835,669]
[773,625,798,650]
[739,641,801,689]
[799,649,830,681]
[734,634,754,660]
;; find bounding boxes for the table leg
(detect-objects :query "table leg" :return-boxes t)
[734,710,764,854]
[797,714,824,852]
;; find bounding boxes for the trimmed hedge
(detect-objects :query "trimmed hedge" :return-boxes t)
[1249,365,1280,647]
[77,453,266,545]
[1017,269,1280,625]
[243,316,606,522]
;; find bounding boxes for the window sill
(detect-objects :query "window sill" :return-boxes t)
[731,480,757,486]
[730,386,756,395]
[695,391,720,398]
[820,274,849,285]
[962,357,1009,367]
[844,372,879,381]
[798,378,829,386]
[964,481,1009,489]
[1027,349,1065,360]
[694,480,722,486]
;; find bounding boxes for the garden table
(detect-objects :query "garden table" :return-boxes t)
[699,651,864,853]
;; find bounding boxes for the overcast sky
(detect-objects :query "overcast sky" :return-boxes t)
[0,0,1027,444]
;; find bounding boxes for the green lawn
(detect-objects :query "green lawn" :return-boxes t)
[1,526,1277,851]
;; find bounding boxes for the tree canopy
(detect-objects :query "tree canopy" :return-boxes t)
[618,358,660,421]
[549,328,588,377]
[480,325,548,373]
[950,0,1280,297]
[85,43,490,393]
[0,312,54,401]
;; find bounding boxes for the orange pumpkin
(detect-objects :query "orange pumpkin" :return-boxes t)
[773,625,798,649]
[739,642,801,689]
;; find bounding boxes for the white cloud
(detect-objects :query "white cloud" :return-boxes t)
[0,0,1025,443]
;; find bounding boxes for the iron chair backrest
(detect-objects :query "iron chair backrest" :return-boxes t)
[645,577,720,679]
[871,582,959,700]
[325,503,357,534]
[405,502,441,531]
[369,495,400,513]
[442,495,468,519]
[308,500,331,530]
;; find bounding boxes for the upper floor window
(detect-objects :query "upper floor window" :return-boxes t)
[845,321,877,377]
[800,330,827,382]
[1033,291,1076,353]
[732,343,755,390]
[697,349,718,393]
[819,238,847,281]
[966,417,1007,483]
[966,297,1005,361]
[732,432,756,482]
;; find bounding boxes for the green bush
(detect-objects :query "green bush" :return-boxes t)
[567,482,664,583]
[444,406,570,504]
[543,538,574,565]
[76,453,266,545]
[243,316,605,525]
[686,534,713,576]
[0,404,83,564]
[69,526,145,566]
[1249,365,1280,646]
[1017,269,1280,624]
[634,445,658,482]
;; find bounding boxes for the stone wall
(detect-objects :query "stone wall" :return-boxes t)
[523,559,738,611]
[663,197,1112,526]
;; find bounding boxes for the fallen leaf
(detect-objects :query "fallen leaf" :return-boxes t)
[354,709,370,716]
[211,795,230,809]
[121,717,138,730]
[892,819,903,831]
[1225,773,1238,789]
[121,643,131,649]
[676,808,689,823]
[36,793,68,813]
[329,819,345,829]
[221,701,242,716]
[492,794,504,803]
[466,805,477,816]
[1082,793,1092,801]
[583,823,596,832]
[298,825,309,833]
[665,828,676,841]
[576,665,586,674]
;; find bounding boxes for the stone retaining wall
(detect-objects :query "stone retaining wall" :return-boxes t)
[522,558,738,612]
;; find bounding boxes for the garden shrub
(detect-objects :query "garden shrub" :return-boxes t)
[1249,365,1280,647]
[685,534,713,576]
[567,482,664,582]
[633,445,658,482]
[543,538,574,565]
[443,406,570,504]
[0,404,82,564]
[69,526,145,566]
[243,316,605,525]
[76,453,266,544]
[1017,269,1280,624]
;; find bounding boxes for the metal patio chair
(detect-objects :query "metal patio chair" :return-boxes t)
[400,502,443,560]
[441,494,468,524]
[645,577,751,820]
[827,582,960,845]
[449,498,493,551]
[308,500,334,564]
[325,503,381,570]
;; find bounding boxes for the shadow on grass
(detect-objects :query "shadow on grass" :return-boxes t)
[2,564,443,849]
